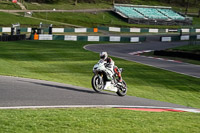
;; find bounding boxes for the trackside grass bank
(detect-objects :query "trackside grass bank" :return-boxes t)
[0,108,200,133]
[22,0,199,14]
[0,11,199,28]
[0,1,20,10]
[0,12,64,27]
[171,44,200,52]
[0,41,200,108]
[32,12,184,28]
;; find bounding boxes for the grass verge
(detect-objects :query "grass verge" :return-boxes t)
[193,17,200,27]
[32,11,200,28]
[32,12,182,28]
[0,1,21,10]
[171,43,200,52]
[23,0,199,14]
[0,108,200,133]
[0,40,199,108]
[24,1,112,10]
[0,11,199,28]
[0,12,65,27]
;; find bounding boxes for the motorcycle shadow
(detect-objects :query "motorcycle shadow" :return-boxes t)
[19,80,118,97]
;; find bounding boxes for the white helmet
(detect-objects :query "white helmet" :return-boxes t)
[100,52,108,60]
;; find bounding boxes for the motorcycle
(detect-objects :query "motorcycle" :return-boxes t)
[91,59,127,96]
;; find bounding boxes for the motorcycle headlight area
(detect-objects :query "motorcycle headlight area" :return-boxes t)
[93,67,98,73]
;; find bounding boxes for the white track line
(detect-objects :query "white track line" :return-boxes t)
[0,105,199,113]
[128,50,183,63]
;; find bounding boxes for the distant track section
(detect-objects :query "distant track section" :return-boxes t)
[84,41,200,78]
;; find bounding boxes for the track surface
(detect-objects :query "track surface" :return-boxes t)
[85,41,200,78]
[0,76,193,109]
[0,40,199,111]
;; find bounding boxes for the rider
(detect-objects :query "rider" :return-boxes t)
[100,52,122,82]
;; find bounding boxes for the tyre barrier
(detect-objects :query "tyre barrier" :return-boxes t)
[0,34,26,41]
[154,50,200,61]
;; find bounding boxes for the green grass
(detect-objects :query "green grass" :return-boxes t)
[0,11,180,28]
[32,12,185,28]
[0,1,21,10]
[0,41,200,108]
[0,12,64,27]
[0,108,200,133]
[170,44,200,53]
[32,11,200,28]
[33,12,132,28]
[193,17,200,27]
[24,1,112,10]
[23,0,199,14]
[0,9,199,28]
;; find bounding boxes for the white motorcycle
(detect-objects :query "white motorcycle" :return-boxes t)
[91,59,127,96]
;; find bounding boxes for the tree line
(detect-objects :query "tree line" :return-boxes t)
[22,0,199,6]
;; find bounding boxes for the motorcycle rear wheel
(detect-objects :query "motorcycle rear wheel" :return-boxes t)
[91,75,104,93]
[116,80,127,96]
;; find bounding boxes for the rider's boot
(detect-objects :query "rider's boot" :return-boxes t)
[118,73,122,83]
[116,77,123,86]
[119,77,122,83]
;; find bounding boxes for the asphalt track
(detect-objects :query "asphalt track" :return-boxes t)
[0,40,200,112]
[0,75,195,110]
[85,41,200,78]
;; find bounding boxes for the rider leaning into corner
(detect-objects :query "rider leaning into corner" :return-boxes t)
[99,52,122,82]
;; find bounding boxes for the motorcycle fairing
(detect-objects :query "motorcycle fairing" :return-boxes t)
[104,81,118,92]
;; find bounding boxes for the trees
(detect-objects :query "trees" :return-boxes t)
[74,0,77,5]
[185,0,190,15]
[112,0,115,5]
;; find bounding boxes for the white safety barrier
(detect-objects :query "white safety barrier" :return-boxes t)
[161,37,172,42]
[64,35,77,41]
[52,28,64,33]
[109,27,121,32]
[181,35,190,40]
[130,37,139,42]
[75,28,87,33]
[181,29,190,33]
[197,35,200,40]
[130,28,141,33]
[27,28,32,33]
[2,27,11,32]
[167,29,179,32]
[110,36,120,42]
[88,36,100,41]
[149,29,158,33]
[196,29,200,33]
[39,34,53,40]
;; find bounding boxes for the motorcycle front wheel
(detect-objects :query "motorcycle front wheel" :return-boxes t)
[91,74,104,93]
[116,80,127,96]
